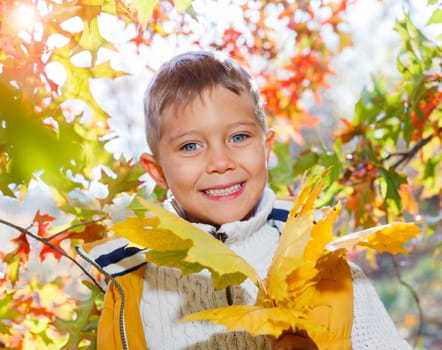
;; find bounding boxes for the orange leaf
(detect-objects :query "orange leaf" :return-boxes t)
[10,233,30,263]
[399,184,419,215]
[33,210,55,238]
[39,232,69,261]
[68,222,107,243]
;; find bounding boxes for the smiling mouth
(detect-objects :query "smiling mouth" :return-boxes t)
[204,183,244,197]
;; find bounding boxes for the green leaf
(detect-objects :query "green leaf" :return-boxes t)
[423,156,437,180]
[0,80,88,196]
[427,8,442,25]
[54,280,102,349]
[101,160,145,201]
[293,150,320,176]
[130,0,159,28]
[51,44,125,132]
[90,60,127,79]
[76,17,117,63]
[269,141,294,195]
[0,292,21,320]
[378,168,407,210]
[174,0,192,12]
[4,254,21,286]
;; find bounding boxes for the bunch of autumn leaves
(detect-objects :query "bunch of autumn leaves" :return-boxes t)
[112,171,421,340]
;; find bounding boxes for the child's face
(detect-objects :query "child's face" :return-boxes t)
[142,85,274,226]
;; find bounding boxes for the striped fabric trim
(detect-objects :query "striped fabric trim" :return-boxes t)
[80,200,294,278]
[268,208,289,222]
[80,237,147,278]
[267,199,293,234]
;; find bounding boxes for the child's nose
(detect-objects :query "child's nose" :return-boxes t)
[206,147,235,173]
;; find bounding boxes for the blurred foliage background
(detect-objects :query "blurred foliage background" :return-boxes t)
[0,0,440,349]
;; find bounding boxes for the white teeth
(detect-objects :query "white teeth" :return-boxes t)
[205,183,242,197]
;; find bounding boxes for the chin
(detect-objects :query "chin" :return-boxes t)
[210,213,250,226]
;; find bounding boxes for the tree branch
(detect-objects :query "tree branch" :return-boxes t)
[384,128,441,169]
[0,218,105,293]
[391,254,424,347]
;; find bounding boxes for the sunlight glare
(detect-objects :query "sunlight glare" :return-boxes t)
[13,4,35,30]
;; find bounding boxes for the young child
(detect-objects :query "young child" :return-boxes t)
[77,51,413,350]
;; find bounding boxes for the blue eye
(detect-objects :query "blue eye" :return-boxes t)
[180,142,200,151]
[231,134,249,142]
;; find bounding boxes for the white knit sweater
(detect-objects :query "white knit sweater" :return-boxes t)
[139,188,413,350]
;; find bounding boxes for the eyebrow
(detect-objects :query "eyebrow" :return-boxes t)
[167,121,260,143]
[230,121,259,128]
[167,130,196,144]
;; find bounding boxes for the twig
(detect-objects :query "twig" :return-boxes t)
[0,218,105,293]
[391,255,424,347]
[387,128,440,169]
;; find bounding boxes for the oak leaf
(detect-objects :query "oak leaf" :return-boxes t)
[33,210,56,238]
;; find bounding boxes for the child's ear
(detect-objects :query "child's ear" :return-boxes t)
[264,128,275,162]
[140,153,169,190]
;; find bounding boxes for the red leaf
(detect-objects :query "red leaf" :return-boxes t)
[10,233,30,263]
[39,232,69,261]
[333,118,366,143]
[68,222,107,243]
[39,222,106,261]
[33,210,56,238]
[0,272,7,285]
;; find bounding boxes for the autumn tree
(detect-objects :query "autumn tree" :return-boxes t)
[0,0,440,348]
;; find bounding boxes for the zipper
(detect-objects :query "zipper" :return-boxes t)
[210,230,233,306]
[226,285,233,306]
[75,245,130,350]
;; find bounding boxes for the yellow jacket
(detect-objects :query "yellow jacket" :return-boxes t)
[77,197,353,350]
[88,258,353,350]
[98,265,147,350]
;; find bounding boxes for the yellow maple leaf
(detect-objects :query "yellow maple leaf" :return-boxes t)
[266,214,313,302]
[266,172,339,305]
[182,305,321,338]
[129,0,158,29]
[326,222,421,254]
[290,170,328,218]
[112,197,259,289]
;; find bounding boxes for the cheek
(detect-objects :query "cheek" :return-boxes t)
[246,153,269,178]
[164,161,200,188]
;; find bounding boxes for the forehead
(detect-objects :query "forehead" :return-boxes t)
[163,85,256,119]
[159,86,259,137]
